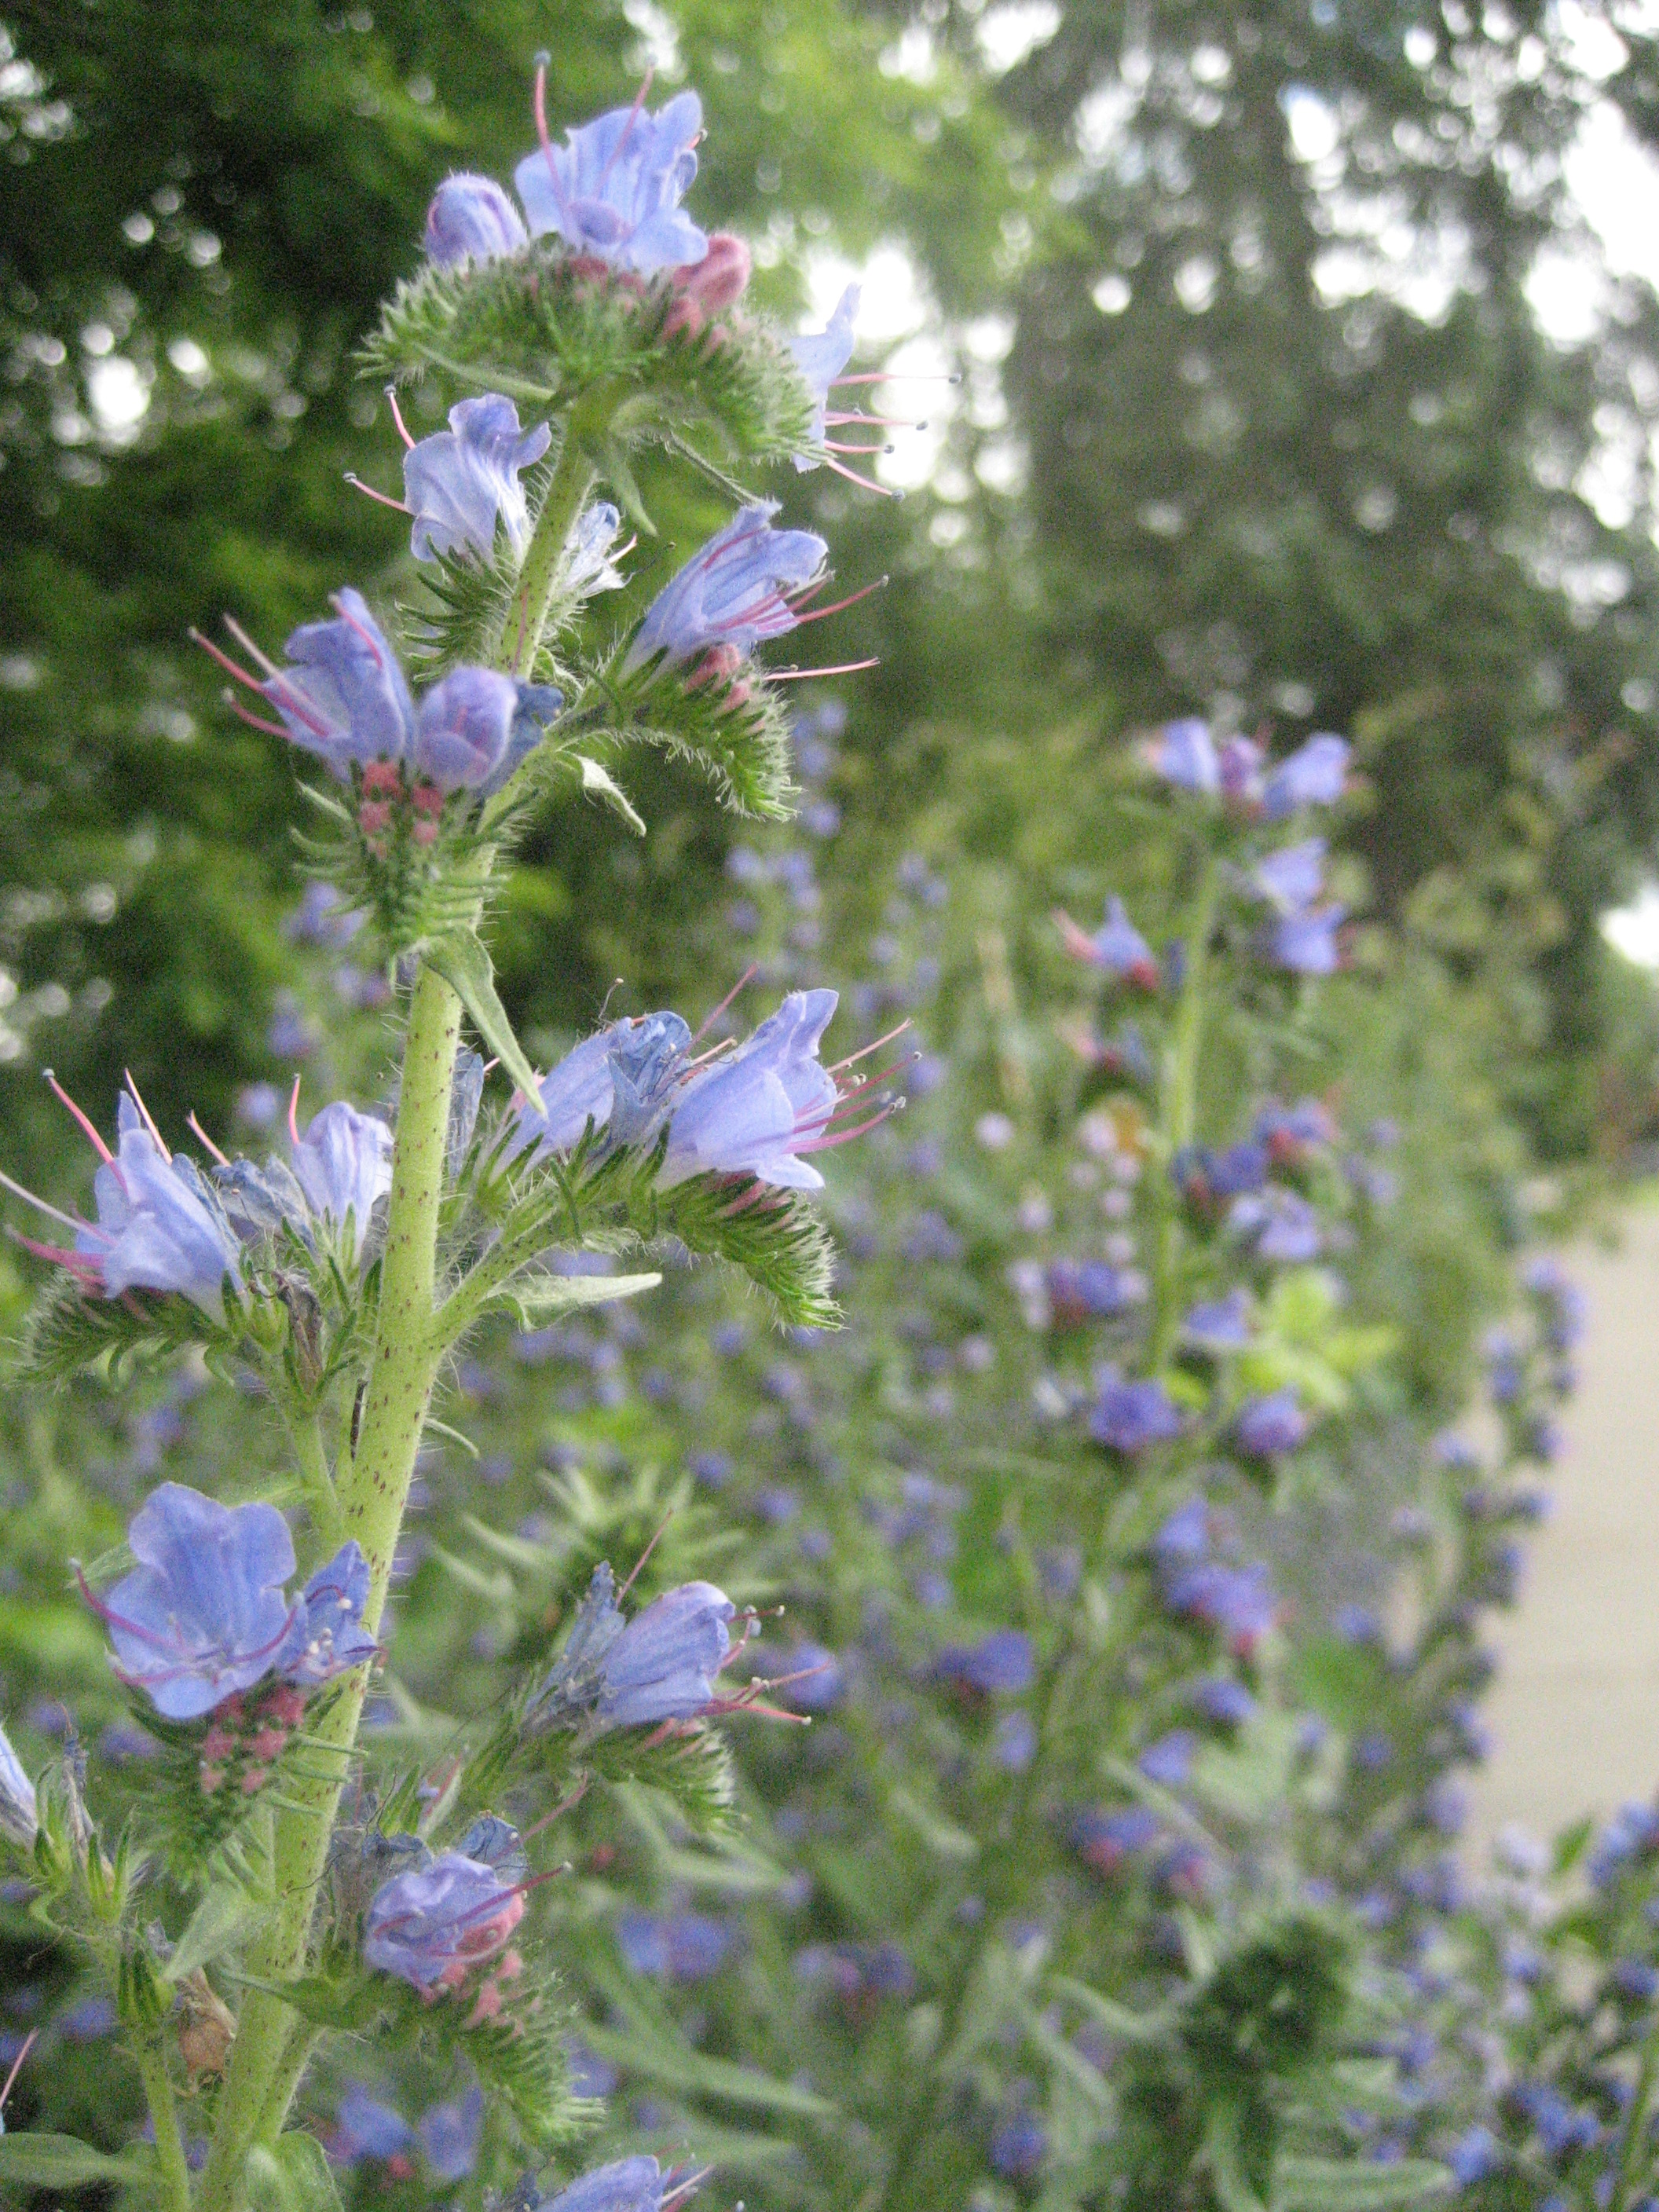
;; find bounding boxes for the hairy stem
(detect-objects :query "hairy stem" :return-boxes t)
[1149,851,1220,1366]
[200,964,462,2211]
[134,2038,192,2212]
[287,1415,340,1551]
[492,383,621,676]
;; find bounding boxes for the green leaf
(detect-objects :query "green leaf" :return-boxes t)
[887,1785,980,1862]
[246,2135,344,2212]
[426,928,542,1101]
[166,1876,269,1982]
[0,2133,155,2189]
[1274,2156,1452,2209]
[1049,1974,1166,2047]
[595,438,657,536]
[582,1968,836,2118]
[573,754,646,836]
[499,1269,661,1326]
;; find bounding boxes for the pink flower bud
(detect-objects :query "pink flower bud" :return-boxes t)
[361,760,401,797]
[685,643,744,692]
[676,233,751,314]
[358,800,392,835]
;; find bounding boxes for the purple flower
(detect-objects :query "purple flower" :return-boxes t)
[661,989,851,1191]
[597,1580,736,1730]
[1153,1499,1210,1565]
[777,1640,844,1711]
[334,2086,414,2166]
[424,174,529,267]
[1148,716,1218,792]
[90,1483,373,1720]
[1056,896,1160,987]
[265,589,417,778]
[991,1708,1038,1771]
[936,1629,1035,1696]
[0,1720,36,1847]
[1138,1729,1196,1788]
[415,668,562,794]
[418,2086,484,2182]
[622,503,827,676]
[616,1910,732,1980]
[509,1011,693,1162]
[1262,733,1350,818]
[1046,1258,1145,1324]
[989,2115,1046,2183]
[404,395,552,565]
[1219,734,1264,802]
[1256,1096,1336,1154]
[789,284,860,468]
[1233,1389,1310,1458]
[536,2157,672,2212]
[515,90,708,274]
[1181,1291,1252,1350]
[1194,1677,1256,1726]
[565,501,628,599]
[364,1842,525,1991]
[1251,837,1325,913]
[1231,1188,1322,1263]
[1164,1560,1279,1655]
[1445,2127,1501,2188]
[1271,905,1345,975]
[290,1101,394,1262]
[1071,1805,1159,1872]
[1089,1368,1181,1453]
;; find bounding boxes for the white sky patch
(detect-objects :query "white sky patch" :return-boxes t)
[1602,884,1659,970]
[804,246,950,490]
[976,1,1061,75]
[86,356,149,442]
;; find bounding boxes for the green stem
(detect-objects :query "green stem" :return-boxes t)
[200,964,463,2212]
[495,385,621,676]
[287,1415,340,1550]
[134,2038,192,2212]
[1613,2010,1659,2210]
[1149,851,1221,1365]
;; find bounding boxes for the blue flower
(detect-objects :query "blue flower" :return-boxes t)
[1148,716,1218,792]
[597,1579,736,1728]
[1261,733,1350,819]
[936,1630,1035,1696]
[1231,1188,1322,1262]
[1181,1290,1252,1350]
[1233,1388,1310,1458]
[1251,837,1326,913]
[1137,1729,1196,1788]
[565,501,628,599]
[989,2115,1046,2183]
[290,1101,394,1263]
[1153,1499,1210,1565]
[1089,1368,1181,1453]
[1271,904,1345,975]
[1056,896,1160,987]
[789,284,860,469]
[333,2086,414,2166]
[364,1840,525,1992]
[991,1708,1038,1771]
[1071,1805,1160,1872]
[1194,1676,1256,1726]
[404,396,552,566]
[660,989,848,1191]
[1163,1559,1278,1654]
[90,1483,374,1720]
[266,590,417,779]
[507,1012,692,1161]
[1445,2126,1501,2188]
[417,2086,484,2181]
[515,90,708,274]
[413,668,562,794]
[0,1719,36,1847]
[623,503,828,676]
[424,174,529,267]
[1046,1258,1146,1324]
[615,1910,733,1980]
[535,2157,672,2212]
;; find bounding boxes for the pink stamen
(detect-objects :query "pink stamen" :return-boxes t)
[659,2168,709,2210]
[383,386,416,452]
[329,592,386,667]
[830,369,961,385]
[828,1019,911,1075]
[617,1511,674,1602]
[287,1075,303,1148]
[716,1180,775,1219]
[7,1229,104,1280]
[44,1069,113,1163]
[789,575,888,624]
[533,53,565,202]
[823,411,924,429]
[189,626,271,696]
[0,2030,38,2115]
[219,615,283,679]
[187,1112,231,1166]
[821,456,901,496]
[824,440,894,456]
[344,471,412,515]
[703,1693,811,1725]
[522,1775,591,1841]
[123,1071,170,1159]
[599,67,654,192]
[795,1102,899,1152]
[692,964,757,1043]
[224,695,294,741]
[192,621,331,744]
[765,659,881,681]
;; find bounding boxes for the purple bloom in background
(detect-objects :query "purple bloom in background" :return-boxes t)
[90,1484,375,1720]
[622,503,827,675]
[777,1639,844,1711]
[1232,1188,1322,1263]
[1153,1498,1210,1566]
[1138,1730,1196,1788]
[1195,1676,1256,1726]
[616,1910,732,1980]
[418,2086,484,2181]
[290,1101,394,1262]
[424,174,529,267]
[1261,732,1350,819]
[414,668,562,794]
[1056,896,1160,988]
[1047,1258,1145,1324]
[1219,734,1264,802]
[266,589,416,778]
[0,1719,36,1846]
[515,89,708,274]
[992,1708,1038,1771]
[1181,1290,1252,1350]
[1164,1560,1279,1656]
[1271,904,1345,976]
[789,284,860,468]
[1446,2127,1502,2188]
[661,989,852,1192]
[364,1843,525,1991]
[510,1011,692,1162]
[334,2086,414,2166]
[1234,1389,1310,1458]
[1090,1368,1181,1453]
[989,2115,1047,2183]
[1148,716,1218,792]
[1071,1805,1159,1872]
[596,1580,736,1729]
[536,2156,671,2212]
[937,1629,1035,1697]
[404,395,551,565]
[1251,837,1326,913]
[1257,1096,1336,1155]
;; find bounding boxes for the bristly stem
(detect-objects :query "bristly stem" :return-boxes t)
[1149,849,1220,1367]
[134,2036,192,2212]
[497,383,622,676]
[198,961,463,2210]
[287,1413,340,1550]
